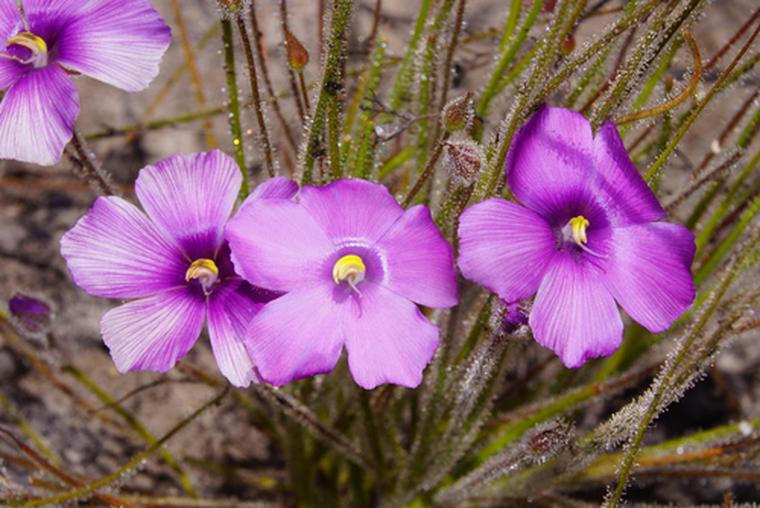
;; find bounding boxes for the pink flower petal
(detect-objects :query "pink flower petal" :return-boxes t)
[507,106,596,220]
[226,198,333,292]
[135,150,241,260]
[458,198,556,302]
[592,121,666,226]
[249,176,298,201]
[344,284,439,389]
[0,58,24,90]
[61,196,186,299]
[245,285,345,386]
[207,280,269,387]
[299,179,404,244]
[56,0,171,92]
[0,66,78,165]
[530,252,623,368]
[101,288,205,373]
[376,205,458,308]
[602,222,695,332]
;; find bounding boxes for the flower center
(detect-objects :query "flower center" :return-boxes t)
[561,215,605,258]
[4,31,48,67]
[564,215,589,246]
[185,258,219,295]
[332,254,366,293]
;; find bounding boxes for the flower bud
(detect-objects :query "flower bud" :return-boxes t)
[561,35,575,56]
[8,292,53,338]
[441,93,474,132]
[284,28,309,71]
[443,140,484,185]
[215,0,249,16]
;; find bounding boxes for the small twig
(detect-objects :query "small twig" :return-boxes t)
[67,130,116,196]
[704,7,760,71]
[402,132,450,207]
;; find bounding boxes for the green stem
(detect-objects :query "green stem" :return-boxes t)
[221,18,248,196]
[643,21,760,183]
[475,0,543,124]
[301,0,352,184]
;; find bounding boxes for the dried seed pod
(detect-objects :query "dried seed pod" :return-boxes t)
[443,140,484,185]
[284,28,309,71]
[441,92,474,132]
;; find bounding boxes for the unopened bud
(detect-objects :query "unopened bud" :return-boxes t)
[215,0,248,16]
[441,93,474,132]
[8,292,53,338]
[542,0,558,12]
[561,35,575,56]
[443,140,484,185]
[284,28,309,71]
[525,419,573,463]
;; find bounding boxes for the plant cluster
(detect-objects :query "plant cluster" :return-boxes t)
[0,0,758,506]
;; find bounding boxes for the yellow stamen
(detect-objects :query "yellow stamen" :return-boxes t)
[568,215,589,245]
[185,258,219,294]
[563,215,606,258]
[332,254,366,292]
[6,31,48,67]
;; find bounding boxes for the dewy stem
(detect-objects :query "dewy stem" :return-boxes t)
[249,2,298,152]
[220,18,249,196]
[300,0,352,184]
[606,227,760,507]
[643,20,760,184]
[68,130,116,196]
[236,14,275,177]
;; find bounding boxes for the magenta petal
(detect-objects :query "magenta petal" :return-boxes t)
[602,222,695,332]
[0,57,24,90]
[376,205,458,308]
[507,106,596,219]
[0,2,17,36]
[299,179,404,243]
[344,284,439,389]
[0,66,78,165]
[101,288,205,373]
[135,151,241,259]
[56,0,170,92]
[245,285,344,386]
[207,280,266,387]
[61,196,186,298]
[530,252,623,368]
[249,176,299,201]
[458,198,556,302]
[226,198,333,292]
[592,121,666,225]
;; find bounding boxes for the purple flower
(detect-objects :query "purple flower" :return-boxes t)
[60,150,297,386]
[225,179,459,389]
[458,107,696,368]
[0,0,171,165]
